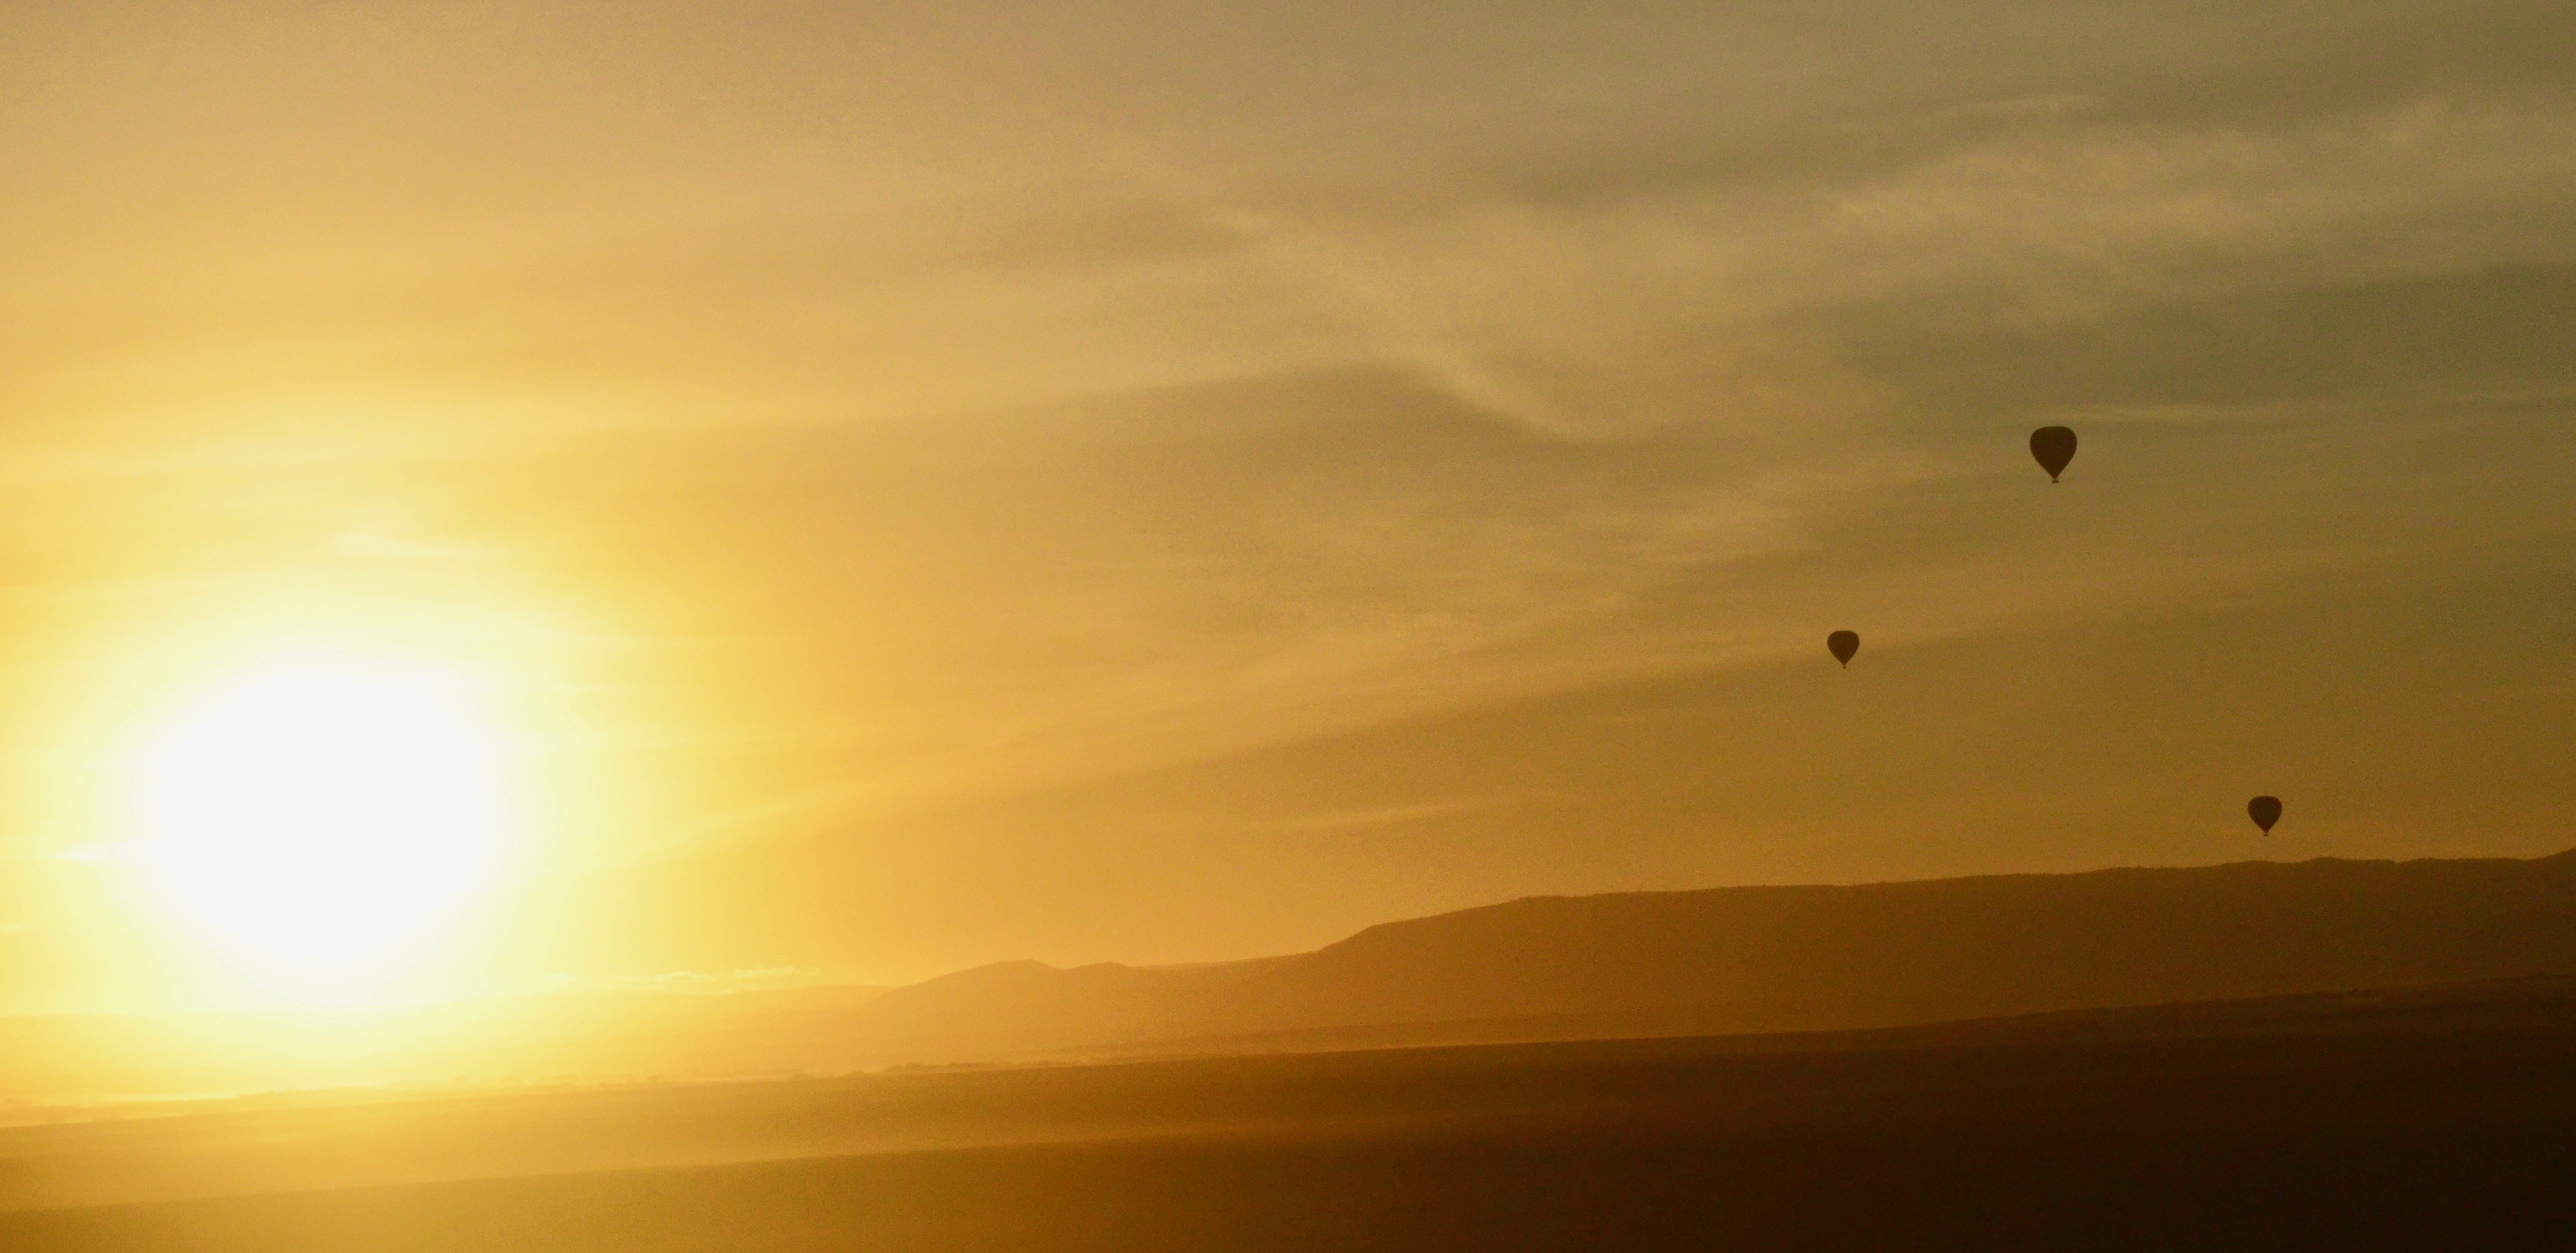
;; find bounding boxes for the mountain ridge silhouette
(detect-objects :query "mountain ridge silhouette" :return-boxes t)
[845,849,2576,1060]
[8,850,2573,1099]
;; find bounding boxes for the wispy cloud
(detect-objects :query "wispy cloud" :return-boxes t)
[6,0,2573,994]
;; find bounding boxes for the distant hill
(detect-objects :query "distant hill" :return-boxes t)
[834,849,2576,1063]
[5,851,2574,1099]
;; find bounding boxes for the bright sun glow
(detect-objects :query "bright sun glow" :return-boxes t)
[134,655,509,978]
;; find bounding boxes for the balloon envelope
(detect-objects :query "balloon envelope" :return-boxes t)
[1827,630,1859,667]
[2030,426,2078,482]
[2247,795,2282,834]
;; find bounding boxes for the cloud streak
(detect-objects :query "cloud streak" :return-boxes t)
[3,0,2572,998]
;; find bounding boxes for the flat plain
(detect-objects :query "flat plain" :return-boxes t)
[6,978,2574,1251]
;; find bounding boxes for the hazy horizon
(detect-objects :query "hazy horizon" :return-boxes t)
[6,7,2576,1246]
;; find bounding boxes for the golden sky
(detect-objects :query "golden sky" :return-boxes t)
[2,1,2570,1011]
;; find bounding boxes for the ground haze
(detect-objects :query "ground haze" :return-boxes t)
[7,850,2573,1101]
[6,978,2575,1250]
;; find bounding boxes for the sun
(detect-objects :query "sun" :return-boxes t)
[132,654,510,979]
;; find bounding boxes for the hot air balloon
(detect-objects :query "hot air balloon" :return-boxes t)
[2030,426,2078,482]
[2247,795,2282,834]
[1827,631,1859,668]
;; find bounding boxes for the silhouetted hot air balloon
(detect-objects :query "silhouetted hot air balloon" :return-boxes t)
[2030,426,2078,482]
[1827,631,1859,668]
[2247,795,2282,834]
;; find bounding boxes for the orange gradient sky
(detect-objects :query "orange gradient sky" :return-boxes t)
[1,1,2570,1012]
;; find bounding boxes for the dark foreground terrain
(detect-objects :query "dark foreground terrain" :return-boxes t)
[6,978,2576,1251]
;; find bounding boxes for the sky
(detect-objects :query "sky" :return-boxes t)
[1,1,2570,1012]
